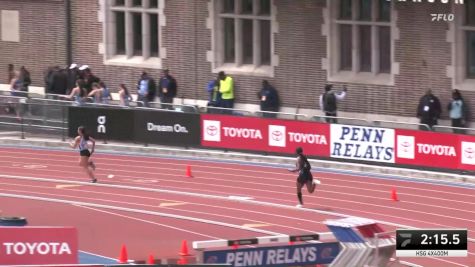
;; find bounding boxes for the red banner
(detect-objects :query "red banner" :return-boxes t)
[0,227,78,265]
[201,114,330,157]
[395,129,475,171]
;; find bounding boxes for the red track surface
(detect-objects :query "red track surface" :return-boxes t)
[0,147,474,266]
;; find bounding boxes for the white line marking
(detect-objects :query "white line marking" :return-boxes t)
[74,205,224,240]
[0,154,473,200]
[0,173,474,246]
[0,192,284,236]
[2,169,473,226]
[228,196,254,201]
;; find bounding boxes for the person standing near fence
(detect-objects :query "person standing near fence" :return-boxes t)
[448,89,468,134]
[119,84,132,107]
[417,89,441,131]
[158,69,177,109]
[258,80,279,118]
[218,71,234,113]
[68,79,88,106]
[319,84,347,124]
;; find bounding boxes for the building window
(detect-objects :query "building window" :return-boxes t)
[104,0,163,68]
[334,0,391,74]
[213,0,274,75]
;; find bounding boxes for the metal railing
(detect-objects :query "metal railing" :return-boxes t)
[373,120,431,131]
[312,115,373,126]
[2,92,475,136]
[433,125,475,135]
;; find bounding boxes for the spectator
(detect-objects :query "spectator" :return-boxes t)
[47,66,68,95]
[319,84,347,123]
[67,63,80,94]
[206,78,221,111]
[80,65,100,93]
[7,70,22,118]
[417,89,441,131]
[100,81,112,104]
[218,71,234,111]
[88,83,102,103]
[118,84,132,107]
[8,64,14,83]
[9,71,22,96]
[68,79,88,106]
[258,80,280,118]
[19,66,31,94]
[158,69,176,109]
[137,71,155,107]
[44,66,55,92]
[448,89,468,134]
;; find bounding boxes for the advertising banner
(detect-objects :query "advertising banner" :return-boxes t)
[395,130,460,169]
[330,124,395,163]
[202,242,340,267]
[201,114,330,156]
[0,227,78,265]
[68,106,134,141]
[134,110,200,146]
[395,129,475,171]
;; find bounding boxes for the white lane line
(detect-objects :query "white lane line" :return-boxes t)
[0,192,284,236]
[0,155,473,201]
[1,161,474,212]
[0,187,323,234]
[0,149,474,191]
[1,143,472,184]
[0,181,334,226]
[1,171,474,225]
[1,173,475,246]
[74,205,224,240]
[0,186,463,267]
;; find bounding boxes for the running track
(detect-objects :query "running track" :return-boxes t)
[0,147,473,267]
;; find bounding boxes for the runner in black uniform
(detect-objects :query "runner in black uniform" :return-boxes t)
[288,147,321,208]
[70,126,97,183]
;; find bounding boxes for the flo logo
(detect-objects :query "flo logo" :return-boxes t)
[397,135,415,159]
[203,120,221,142]
[461,141,475,165]
[268,125,286,147]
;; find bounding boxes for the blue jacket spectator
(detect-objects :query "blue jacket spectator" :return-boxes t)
[258,80,280,118]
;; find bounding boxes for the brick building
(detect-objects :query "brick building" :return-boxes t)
[0,0,474,124]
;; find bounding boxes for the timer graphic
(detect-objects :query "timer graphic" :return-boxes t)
[396,229,468,257]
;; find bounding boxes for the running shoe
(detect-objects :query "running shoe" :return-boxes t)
[313,179,321,185]
[91,178,97,183]
[296,204,303,208]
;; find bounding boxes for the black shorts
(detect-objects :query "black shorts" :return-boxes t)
[80,150,91,157]
[297,171,313,184]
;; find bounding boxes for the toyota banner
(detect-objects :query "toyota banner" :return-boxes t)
[0,227,78,265]
[201,114,330,156]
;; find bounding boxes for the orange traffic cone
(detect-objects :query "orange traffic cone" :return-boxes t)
[118,244,128,263]
[147,254,154,264]
[391,188,399,201]
[179,240,191,256]
[178,256,188,265]
[185,165,193,178]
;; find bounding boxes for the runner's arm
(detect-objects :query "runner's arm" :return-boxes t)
[70,136,80,149]
[89,137,96,155]
[288,157,303,172]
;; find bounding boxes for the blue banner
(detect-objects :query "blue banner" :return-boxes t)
[203,242,340,267]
